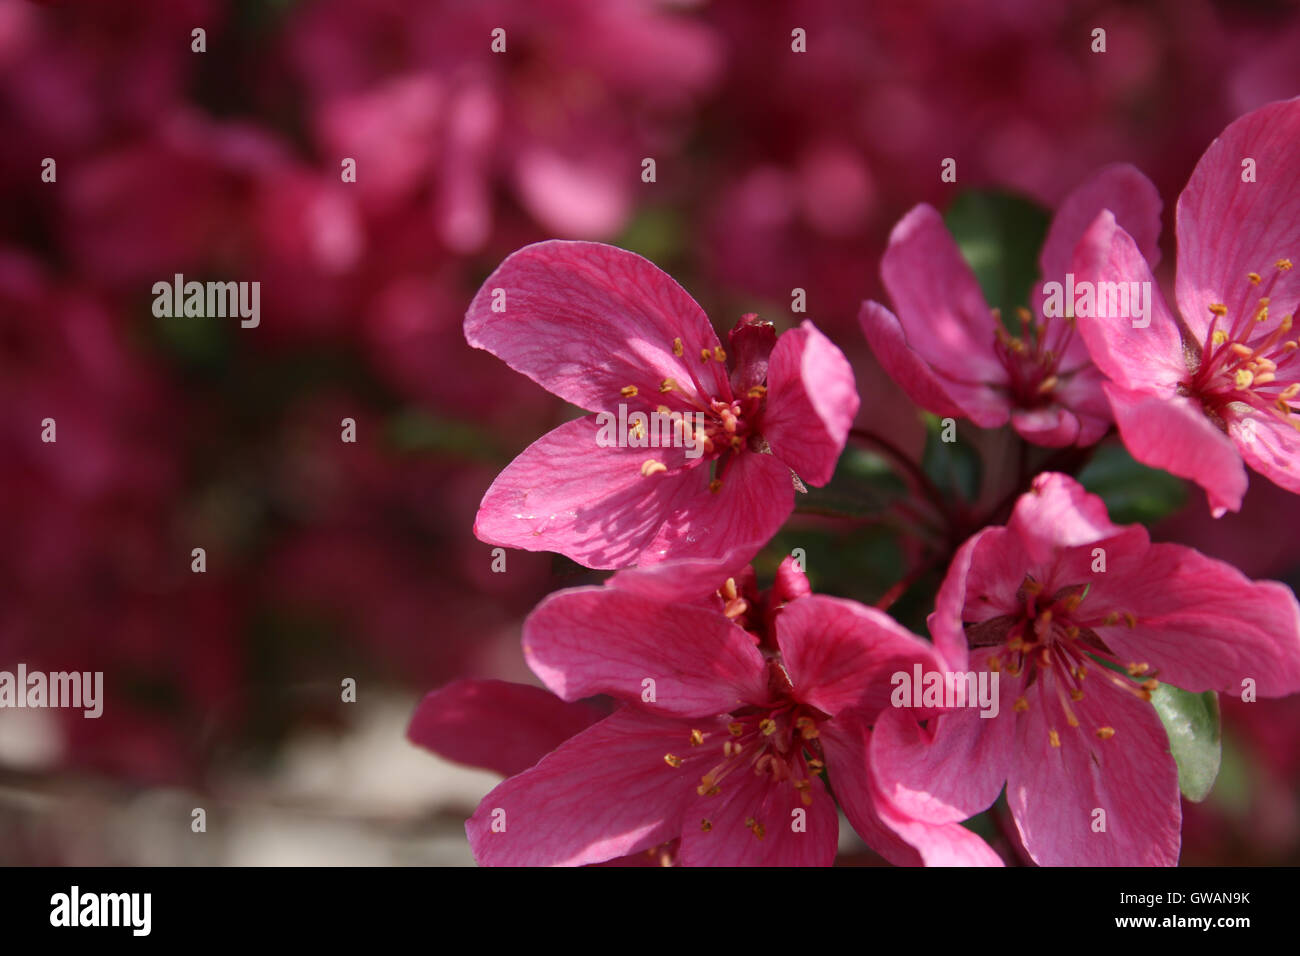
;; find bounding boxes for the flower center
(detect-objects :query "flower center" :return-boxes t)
[624,335,769,492]
[992,307,1074,409]
[1188,260,1299,431]
[661,664,828,841]
[965,575,1160,748]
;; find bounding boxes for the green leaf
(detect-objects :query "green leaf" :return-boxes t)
[943,190,1050,321]
[1151,685,1221,803]
[920,414,982,502]
[1077,443,1187,525]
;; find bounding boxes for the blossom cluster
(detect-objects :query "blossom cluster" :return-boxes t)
[412,97,1300,866]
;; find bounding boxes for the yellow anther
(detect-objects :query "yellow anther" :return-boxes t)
[1141,678,1160,692]
[1279,383,1300,401]
[1255,372,1277,385]
[1070,689,1085,702]
[747,385,767,399]
[1277,259,1293,271]
[1126,662,1150,676]
[723,599,748,619]
[1065,625,1080,639]
[1066,714,1080,728]
[746,818,766,840]
[1013,696,1029,713]
[700,348,712,362]
[1007,636,1024,652]
[721,577,738,601]
[759,718,777,736]
[708,478,723,493]
[1061,594,1082,613]
[795,716,820,739]
[700,818,712,832]
[1211,330,1229,345]
[672,337,683,357]
[728,722,744,737]
[1096,726,1116,740]
[1123,612,1138,629]
[1102,612,1119,627]
[1037,375,1059,394]
[689,729,705,747]
[620,385,639,398]
[1076,666,1088,680]
[807,758,825,773]
[1248,272,1262,285]
[629,421,645,440]
[1231,343,1254,358]
[988,656,1002,672]
[659,378,676,392]
[664,753,683,768]
[1049,730,1061,748]
[641,459,667,477]
[713,346,726,362]
[1236,368,1255,389]
[1208,303,1229,317]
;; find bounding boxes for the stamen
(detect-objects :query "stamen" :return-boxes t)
[672,338,683,357]
[620,385,638,398]
[689,729,705,747]
[1096,726,1115,740]
[641,459,667,477]
[1049,730,1061,748]
[700,819,712,832]
[659,378,676,393]
[664,754,683,768]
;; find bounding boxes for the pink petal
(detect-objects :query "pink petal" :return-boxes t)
[822,719,1003,866]
[467,709,714,866]
[636,449,795,566]
[475,416,696,569]
[1103,382,1249,517]
[464,241,728,412]
[761,321,860,487]
[1007,679,1181,866]
[677,760,839,866]
[879,204,1008,387]
[857,300,973,420]
[1009,405,1081,447]
[1039,162,1163,283]
[1175,96,1300,343]
[776,595,944,720]
[1235,411,1300,497]
[407,679,603,778]
[1007,472,1124,566]
[868,654,1017,825]
[1085,542,1300,698]
[523,585,768,716]
[606,546,754,604]
[1071,211,1187,391]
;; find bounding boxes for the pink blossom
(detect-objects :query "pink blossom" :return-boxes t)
[872,473,1300,865]
[1073,96,1300,516]
[860,164,1162,447]
[466,241,860,569]
[428,556,999,866]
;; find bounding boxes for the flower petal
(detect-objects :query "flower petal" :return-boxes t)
[1072,211,1187,391]
[1103,382,1248,517]
[1176,96,1300,343]
[467,708,713,866]
[1039,162,1163,284]
[1007,680,1181,866]
[677,760,839,866]
[464,240,728,412]
[858,300,978,421]
[823,719,1003,866]
[407,679,604,778]
[761,321,860,487]
[523,586,768,716]
[474,415,706,569]
[776,595,944,719]
[879,204,1007,386]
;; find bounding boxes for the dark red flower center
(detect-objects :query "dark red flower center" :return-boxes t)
[965,574,1160,748]
[992,306,1076,409]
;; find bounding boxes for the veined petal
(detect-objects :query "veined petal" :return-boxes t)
[407,679,604,778]
[464,240,729,411]
[523,586,769,716]
[762,321,860,487]
[467,708,716,867]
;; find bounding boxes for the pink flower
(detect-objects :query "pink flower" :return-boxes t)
[860,164,1162,447]
[431,555,999,866]
[466,241,860,569]
[872,473,1300,865]
[1073,96,1300,516]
